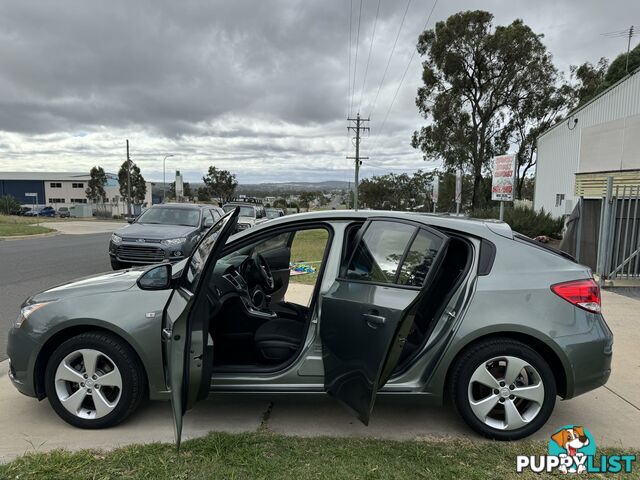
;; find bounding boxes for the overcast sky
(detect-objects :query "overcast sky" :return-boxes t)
[0,0,638,184]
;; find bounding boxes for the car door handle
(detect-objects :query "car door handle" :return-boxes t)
[362,312,386,328]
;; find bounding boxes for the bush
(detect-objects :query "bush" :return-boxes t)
[473,205,563,238]
[0,195,20,215]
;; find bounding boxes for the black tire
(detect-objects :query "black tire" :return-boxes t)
[110,258,125,270]
[44,331,146,429]
[450,337,556,441]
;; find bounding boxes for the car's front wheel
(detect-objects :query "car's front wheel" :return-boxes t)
[44,331,145,429]
[450,338,556,441]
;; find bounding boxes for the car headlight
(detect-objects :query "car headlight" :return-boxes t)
[161,237,186,246]
[15,302,50,328]
[111,233,123,245]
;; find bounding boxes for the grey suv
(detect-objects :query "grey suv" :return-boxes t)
[108,203,223,269]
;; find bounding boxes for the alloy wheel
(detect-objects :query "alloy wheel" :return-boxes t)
[467,355,545,431]
[54,348,123,419]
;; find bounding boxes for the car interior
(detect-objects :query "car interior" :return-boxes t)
[203,220,473,376]
[207,226,330,372]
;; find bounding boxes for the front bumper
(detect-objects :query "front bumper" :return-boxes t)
[109,240,188,265]
[6,326,41,398]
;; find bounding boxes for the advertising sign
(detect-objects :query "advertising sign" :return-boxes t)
[491,154,516,201]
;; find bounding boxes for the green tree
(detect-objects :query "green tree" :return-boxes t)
[118,160,147,205]
[412,10,559,210]
[202,166,238,204]
[168,182,192,200]
[604,42,640,85]
[85,166,107,203]
[0,195,20,215]
[273,198,287,209]
[570,58,608,106]
[196,186,211,202]
[358,170,435,211]
[571,42,640,106]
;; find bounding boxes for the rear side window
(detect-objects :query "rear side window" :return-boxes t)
[397,229,443,286]
[345,221,415,283]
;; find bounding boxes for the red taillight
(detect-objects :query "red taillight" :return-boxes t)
[551,279,601,313]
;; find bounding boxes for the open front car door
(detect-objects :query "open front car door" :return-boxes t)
[320,218,450,424]
[162,208,239,448]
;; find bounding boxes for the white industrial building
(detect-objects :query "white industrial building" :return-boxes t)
[534,66,640,218]
[0,171,153,217]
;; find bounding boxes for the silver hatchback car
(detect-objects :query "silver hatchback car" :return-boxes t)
[7,209,613,445]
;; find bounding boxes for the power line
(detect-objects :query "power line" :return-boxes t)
[347,0,353,118]
[349,0,364,116]
[368,0,413,118]
[357,0,381,114]
[376,0,439,137]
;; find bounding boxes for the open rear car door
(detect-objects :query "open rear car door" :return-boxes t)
[162,208,239,448]
[320,218,450,424]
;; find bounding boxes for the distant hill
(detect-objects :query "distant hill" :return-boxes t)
[151,180,351,199]
[237,181,350,194]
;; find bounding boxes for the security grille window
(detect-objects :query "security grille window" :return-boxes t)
[397,229,444,286]
[72,183,84,188]
[48,198,65,203]
[345,221,416,283]
[555,194,565,207]
[50,182,62,188]
[70,198,87,204]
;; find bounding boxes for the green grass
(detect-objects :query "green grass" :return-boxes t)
[289,229,328,285]
[0,216,54,236]
[1,431,637,479]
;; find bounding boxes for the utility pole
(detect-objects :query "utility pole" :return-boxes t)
[126,139,131,218]
[347,113,369,211]
[626,25,635,74]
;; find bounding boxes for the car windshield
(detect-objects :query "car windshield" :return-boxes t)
[265,209,280,219]
[136,207,200,227]
[223,205,255,218]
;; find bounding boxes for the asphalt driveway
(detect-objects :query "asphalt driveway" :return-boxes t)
[1,290,638,462]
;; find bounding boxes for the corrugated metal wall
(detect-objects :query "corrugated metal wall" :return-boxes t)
[535,68,640,218]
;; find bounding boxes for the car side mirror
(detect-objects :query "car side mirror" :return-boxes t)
[138,264,172,290]
[127,218,135,224]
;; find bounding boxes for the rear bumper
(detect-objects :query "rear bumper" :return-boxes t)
[561,312,613,399]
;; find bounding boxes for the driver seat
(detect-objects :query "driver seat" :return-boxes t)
[254,319,305,363]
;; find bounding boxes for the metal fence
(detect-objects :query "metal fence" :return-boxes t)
[596,177,640,281]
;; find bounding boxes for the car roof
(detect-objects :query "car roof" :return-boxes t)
[238,209,513,240]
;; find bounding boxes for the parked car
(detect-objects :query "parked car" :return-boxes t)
[265,207,285,219]
[12,206,31,216]
[57,207,71,218]
[24,206,56,217]
[7,210,612,444]
[222,199,267,231]
[108,203,224,270]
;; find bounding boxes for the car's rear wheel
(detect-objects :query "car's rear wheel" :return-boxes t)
[44,331,145,429]
[450,338,556,441]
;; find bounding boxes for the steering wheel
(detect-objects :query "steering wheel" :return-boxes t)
[253,253,274,290]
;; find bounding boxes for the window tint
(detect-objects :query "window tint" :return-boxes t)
[345,221,415,283]
[397,229,443,286]
[254,232,290,254]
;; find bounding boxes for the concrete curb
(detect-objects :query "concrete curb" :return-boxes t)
[0,231,60,241]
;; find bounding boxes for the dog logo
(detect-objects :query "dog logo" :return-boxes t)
[548,425,596,474]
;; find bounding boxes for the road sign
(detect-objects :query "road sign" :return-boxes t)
[491,154,516,202]
[25,192,37,197]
